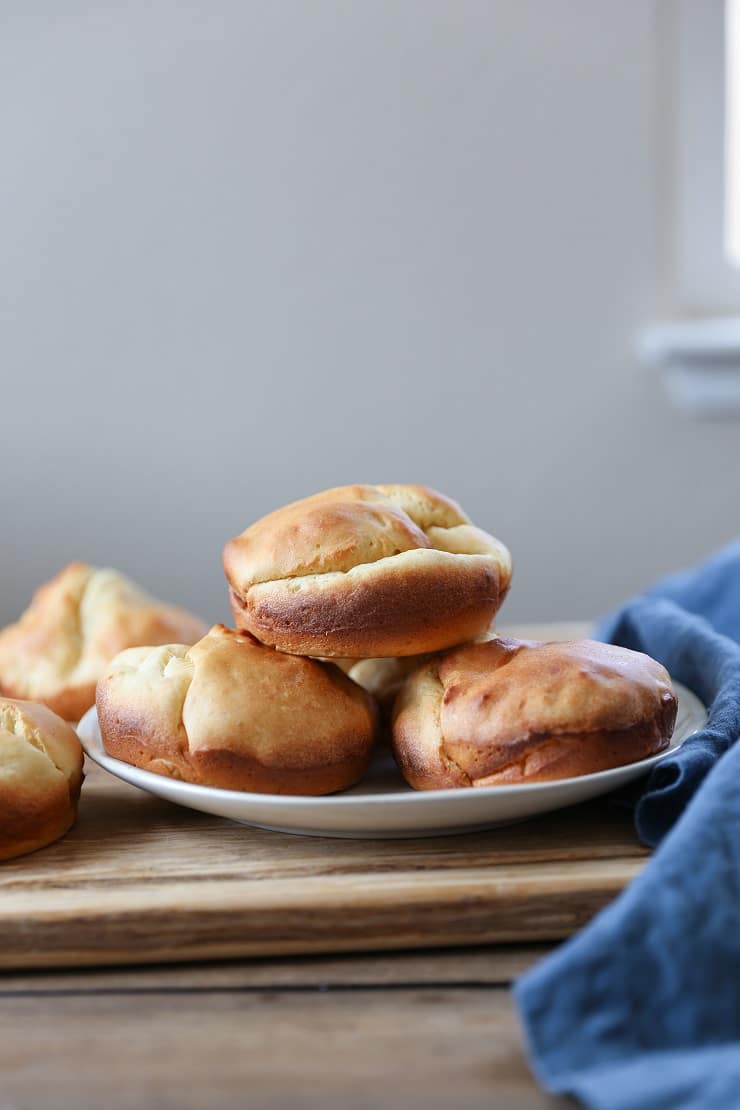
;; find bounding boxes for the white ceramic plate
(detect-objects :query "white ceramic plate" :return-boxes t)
[77,680,706,839]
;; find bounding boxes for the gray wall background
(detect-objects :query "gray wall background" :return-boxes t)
[1,0,738,629]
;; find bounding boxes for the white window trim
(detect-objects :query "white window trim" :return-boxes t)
[676,0,740,309]
[641,0,740,415]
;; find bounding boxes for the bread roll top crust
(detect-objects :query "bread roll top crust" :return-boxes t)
[223,484,477,592]
[439,638,676,751]
[0,698,84,787]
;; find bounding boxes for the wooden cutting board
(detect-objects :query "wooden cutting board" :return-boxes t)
[0,759,648,970]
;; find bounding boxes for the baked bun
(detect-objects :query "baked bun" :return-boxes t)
[392,637,677,789]
[224,484,512,658]
[0,563,209,721]
[0,698,84,860]
[97,624,377,795]
[340,657,431,716]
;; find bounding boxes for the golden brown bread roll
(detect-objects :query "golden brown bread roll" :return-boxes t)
[392,637,677,789]
[0,563,209,721]
[97,624,377,795]
[223,484,512,658]
[0,697,84,860]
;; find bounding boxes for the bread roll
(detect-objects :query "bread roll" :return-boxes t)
[392,638,677,789]
[0,563,208,721]
[224,484,512,658]
[0,698,84,860]
[340,657,430,716]
[97,624,377,795]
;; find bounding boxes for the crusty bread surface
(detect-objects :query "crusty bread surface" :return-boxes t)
[97,624,377,795]
[0,697,84,860]
[392,637,677,789]
[0,563,208,720]
[224,484,511,658]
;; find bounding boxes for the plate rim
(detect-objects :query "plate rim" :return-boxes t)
[76,678,706,811]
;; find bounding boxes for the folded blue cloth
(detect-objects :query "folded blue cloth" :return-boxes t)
[515,542,740,1109]
[596,597,740,847]
[623,539,740,643]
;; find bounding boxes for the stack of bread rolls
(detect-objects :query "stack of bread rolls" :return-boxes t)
[96,482,676,797]
[0,483,678,857]
[95,483,514,796]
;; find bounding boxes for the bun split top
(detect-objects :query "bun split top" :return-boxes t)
[97,624,377,795]
[392,637,677,788]
[223,484,512,658]
[0,563,208,721]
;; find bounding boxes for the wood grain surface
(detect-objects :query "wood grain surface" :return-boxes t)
[0,948,566,1107]
[0,974,568,1109]
[0,945,548,993]
[0,759,646,970]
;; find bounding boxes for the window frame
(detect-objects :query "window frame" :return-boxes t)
[675,0,740,312]
[641,0,740,415]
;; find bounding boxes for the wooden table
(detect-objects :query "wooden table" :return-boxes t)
[1,622,629,1107]
[0,945,569,1108]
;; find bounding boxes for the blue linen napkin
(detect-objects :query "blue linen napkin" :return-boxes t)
[514,542,740,1110]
